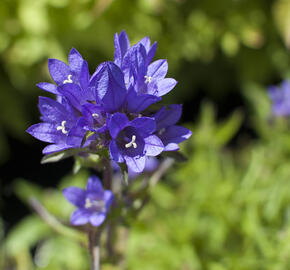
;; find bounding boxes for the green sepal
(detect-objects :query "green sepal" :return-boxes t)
[73,158,82,174]
[81,131,95,147]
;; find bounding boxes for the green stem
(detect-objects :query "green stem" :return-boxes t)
[88,228,100,270]
[102,158,116,258]
[103,158,112,189]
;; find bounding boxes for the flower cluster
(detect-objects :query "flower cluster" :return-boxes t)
[268,80,290,116]
[27,31,192,173]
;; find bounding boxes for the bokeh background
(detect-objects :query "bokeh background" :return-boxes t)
[2,0,290,269]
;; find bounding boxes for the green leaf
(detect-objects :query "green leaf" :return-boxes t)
[273,0,290,48]
[6,215,51,256]
[14,178,42,203]
[41,149,81,164]
[41,152,70,164]
[35,236,89,270]
[215,109,243,146]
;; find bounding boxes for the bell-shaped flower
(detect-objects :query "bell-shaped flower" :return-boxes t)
[63,176,114,226]
[57,61,129,116]
[26,97,80,154]
[154,105,192,151]
[114,30,130,67]
[91,61,159,114]
[114,30,176,98]
[114,30,156,69]
[57,82,96,112]
[37,48,90,95]
[92,62,128,113]
[140,59,177,97]
[108,113,164,173]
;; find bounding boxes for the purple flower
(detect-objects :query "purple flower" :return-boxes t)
[58,61,128,114]
[114,30,156,68]
[268,80,290,116]
[140,59,177,97]
[26,97,81,154]
[77,103,107,133]
[37,48,90,95]
[63,176,114,226]
[114,30,177,98]
[108,113,163,172]
[90,61,160,114]
[91,61,128,113]
[154,105,192,151]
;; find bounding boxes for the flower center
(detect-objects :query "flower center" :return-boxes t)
[92,113,99,118]
[63,74,73,84]
[85,198,105,211]
[56,120,68,134]
[144,75,152,84]
[158,128,166,136]
[125,135,137,149]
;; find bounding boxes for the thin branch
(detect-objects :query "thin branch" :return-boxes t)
[29,197,86,244]
[102,158,116,258]
[149,158,174,187]
[131,158,174,216]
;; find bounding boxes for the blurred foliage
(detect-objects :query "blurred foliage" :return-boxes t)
[127,93,290,270]
[3,89,290,269]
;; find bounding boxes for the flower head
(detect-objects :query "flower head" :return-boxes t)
[27,30,191,174]
[63,176,114,226]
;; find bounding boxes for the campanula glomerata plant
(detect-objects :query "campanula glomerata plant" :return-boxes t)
[26,30,191,269]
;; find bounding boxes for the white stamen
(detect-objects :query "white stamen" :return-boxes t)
[85,198,105,210]
[125,135,137,149]
[56,120,68,134]
[92,113,99,118]
[85,198,93,208]
[144,75,152,84]
[63,74,73,84]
